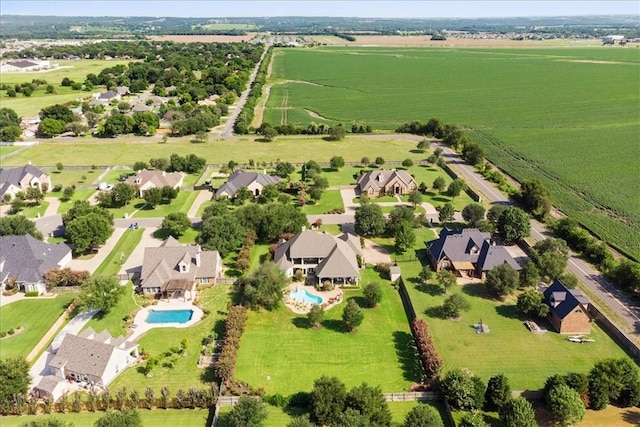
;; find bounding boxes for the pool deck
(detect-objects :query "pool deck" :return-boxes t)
[130,299,203,341]
[284,282,343,314]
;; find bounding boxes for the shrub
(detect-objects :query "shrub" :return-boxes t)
[8,328,15,335]
[376,262,391,277]
[25,291,40,297]
[362,282,382,308]
[411,318,443,381]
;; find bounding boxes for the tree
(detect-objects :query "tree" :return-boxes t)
[345,383,392,426]
[402,158,414,168]
[547,384,586,426]
[487,204,508,224]
[62,186,75,202]
[260,125,278,141]
[442,294,471,318]
[0,125,22,142]
[419,266,434,284]
[458,412,489,427]
[311,376,347,426]
[38,118,66,138]
[0,215,43,239]
[374,157,385,167]
[485,263,519,298]
[408,189,423,207]
[416,139,430,153]
[287,415,314,427]
[520,179,552,219]
[334,408,370,426]
[588,358,640,410]
[363,283,382,308]
[45,268,90,288]
[517,289,550,318]
[226,396,267,427]
[94,409,142,427]
[77,276,124,314]
[531,238,569,282]
[259,184,280,204]
[65,213,113,254]
[342,299,364,332]
[499,397,537,427]
[436,269,456,294]
[274,161,295,179]
[404,404,443,427]
[40,104,73,123]
[484,374,512,412]
[497,207,530,243]
[462,203,486,227]
[197,215,246,257]
[519,261,540,288]
[66,121,88,137]
[161,212,192,238]
[387,206,416,236]
[328,124,346,140]
[241,261,287,310]
[447,179,466,200]
[360,156,370,167]
[142,187,163,207]
[109,183,136,207]
[24,187,44,205]
[330,156,345,170]
[439,368,485,411]
[462,142,484,166]
[20,419,74,427]
[0,107,20,128]
[0,358,30,407]
[438,203,455,223]
[394,221,416,254]
[355,204,386,237]
[307,304,324,329]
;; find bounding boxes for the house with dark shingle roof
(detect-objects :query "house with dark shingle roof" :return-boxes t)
[215,170,281,199]
[274,230,361,287]
[0,164,51,200]
[33,327,139,401]
[139,237,222,299]
[0,235,71,295]
[542,279,591,334]
[355,169,417,197]
[426,228,521,278]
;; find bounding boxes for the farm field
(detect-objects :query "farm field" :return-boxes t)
[235,268,420,395]
[0,293,76,360]
[264,46,640,260]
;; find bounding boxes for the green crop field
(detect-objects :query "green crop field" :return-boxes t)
[264,47,640,260]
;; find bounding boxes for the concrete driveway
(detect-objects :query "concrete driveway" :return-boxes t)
[119,227,161,276]
[67,228,127,273]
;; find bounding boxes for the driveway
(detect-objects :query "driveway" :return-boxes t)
[67,227,127,273]
[43,197,61,217]
[340,188,358,212]
[119,227,160,277]
[187,190,213,218]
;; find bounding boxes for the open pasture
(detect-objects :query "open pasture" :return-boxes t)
[0,60,131,86]
[265,47,640,259]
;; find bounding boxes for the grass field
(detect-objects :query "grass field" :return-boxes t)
[0,60,132,86]
[0,293,76,360]
[93,228,144,276]
[265,46,640,260]
[234,268,420,395]
[83,283,139,337]
[300,189,343,214]
[0,145,23,156]
[110,285,232,393]
[380,227,633,391]
[0,409,210,427]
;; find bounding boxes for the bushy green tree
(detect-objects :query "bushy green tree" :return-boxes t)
[462,203,486,227]
[432,176,446,192]
[442,293,471,318]
[547,384,586,426]
[363,282,382,308]
[342,299,364,332]
[94,410,141,427]
[519,261,540,288]
[484,373,511,412]
[0,215,43,239]
[499,397,537,427]
[438,202,455,223]
[197,214,245,257]
[439,368,485,411]
[497,207,530,243]
[485,263,519,298]
[394,221,416,254]
[161,212,192,238]
[77,276,124,314]
[307,304,324,329]
[0,358,30,408]
[240,261,287,311]
[404,404,443,427]
[588,358,640,409]
[226,396,267,427]
[345,383,391,426]
[355,204,385,237]
[436,269,457,294]
[65,213,114,254]
[330,155,345,170]
[531,238,569,282]
[310,376,347,426]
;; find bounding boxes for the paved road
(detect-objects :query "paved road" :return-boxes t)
[435,142,640,337]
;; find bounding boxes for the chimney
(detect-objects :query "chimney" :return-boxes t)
[0,258,4,272]
[194,251,201,267]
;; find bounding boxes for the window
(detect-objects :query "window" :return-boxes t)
[200,277,209,284]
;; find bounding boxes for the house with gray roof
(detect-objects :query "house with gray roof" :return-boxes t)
[215,170,281,199]
[274,230,362,287]
[355,169,417,198]
[0,234,72,295]
[427,228,521,279]
[125,169,184,197]
[0,164,51,200]
[139,236,222,299]
[33,327,138,401]
[542,279,591,334]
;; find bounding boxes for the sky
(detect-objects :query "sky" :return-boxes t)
[1,1,638,18]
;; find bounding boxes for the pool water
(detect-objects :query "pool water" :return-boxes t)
[290,289,323,305]
[146,309,194,324]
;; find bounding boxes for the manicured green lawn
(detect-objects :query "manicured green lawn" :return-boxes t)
[110,286,233,393]
[0,60,132,86]
[131,190,200,219]
[178,227,199,244]
[82,283,139,337]
[93,228,144,276]
[0,293,76,360]
[50,168,102,188]
[15,200,49,219]
[235,268,420,395]
[384,227,633,391]
[301,189,343,215]
[55,189,97,214]
[0,145,22,156]
[0,409,210,427]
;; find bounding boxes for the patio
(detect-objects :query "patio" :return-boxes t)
[284,282,343,314]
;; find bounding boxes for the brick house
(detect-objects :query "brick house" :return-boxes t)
[542,279,591,334]
[355,169,417,198]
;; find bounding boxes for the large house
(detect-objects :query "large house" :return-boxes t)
[274,230,362,287]
[542,279,591,334]
[0,164,51,200]
[139,237,222,299]
[0,60,51,72]
[125,169,184,197]
[215,170,281,199]
[426,228,521,278]
[0,235,72,295]
[32,327,139,401]
[355,169,417,198]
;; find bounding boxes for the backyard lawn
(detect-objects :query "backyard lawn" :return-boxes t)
[234,268,421,395]
[300,189,343,215]
[0,293,76,360]
[110,285,233,393]
[82,283,139,337]
[93,228,144,276]
[0,409,210,427]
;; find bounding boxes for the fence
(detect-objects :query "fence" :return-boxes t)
[589,304,640,362]
[50,286,81,294]
[438,161,482,202]
[383,391,435,402]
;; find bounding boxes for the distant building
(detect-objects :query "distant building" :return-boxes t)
[0,60,51,72]
[125,169,184,197]
[355,169,417,198]
[0,164,51,201]
[602,35,625,45]
[542,279,591,334]
[215,170,281,199]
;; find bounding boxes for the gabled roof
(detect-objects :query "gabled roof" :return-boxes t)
[356,169,416,192]
[98,90,119,100]
[0,235,71,283]
[140,238,220,289]
[427,228,491,265]
[215,170,280,198]
[542,279,589,320]
[7,60,39,68]
[125,169,183,190]
[316,240,360,278]
[0,164,48,188]
[475,241,522,272]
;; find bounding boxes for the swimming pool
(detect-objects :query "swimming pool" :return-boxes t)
[290,289,323,305]
[146,309,194,324]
